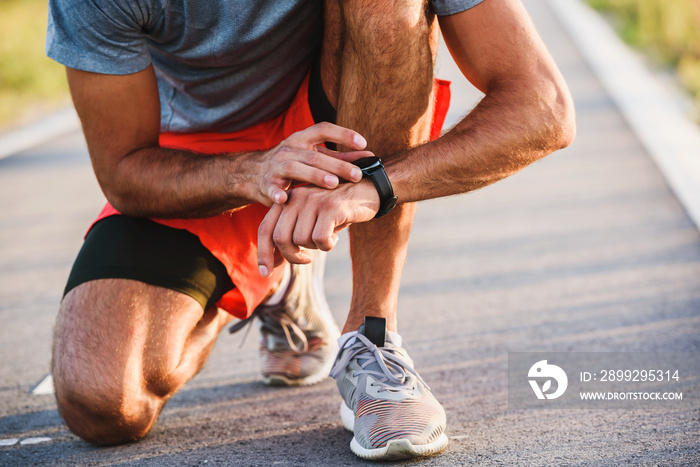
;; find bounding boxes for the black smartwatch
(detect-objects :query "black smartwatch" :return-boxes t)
[352,156,398,218]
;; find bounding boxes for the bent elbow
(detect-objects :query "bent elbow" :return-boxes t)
[106,191,131,216]
[97,177,127,214]
[555,94,576,150]
[100,181,143,217]
[528,83,576,155]
[548,83,576,151]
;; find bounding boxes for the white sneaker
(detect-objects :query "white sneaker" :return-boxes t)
[330,317,448,460]
[230,251,339,386]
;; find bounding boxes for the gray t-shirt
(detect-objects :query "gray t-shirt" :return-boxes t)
[46,0,484,133]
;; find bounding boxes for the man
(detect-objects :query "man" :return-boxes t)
[47,0,574,460]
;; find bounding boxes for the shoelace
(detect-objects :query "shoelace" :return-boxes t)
[229,306,309,353]
[330,333,429,393]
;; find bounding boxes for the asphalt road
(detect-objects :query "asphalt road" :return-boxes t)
[1,0,699,465]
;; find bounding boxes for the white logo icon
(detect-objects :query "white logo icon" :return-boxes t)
[528,360,568,400]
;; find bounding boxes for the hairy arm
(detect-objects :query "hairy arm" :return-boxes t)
[387,0,575,202]
[67,66,368,218]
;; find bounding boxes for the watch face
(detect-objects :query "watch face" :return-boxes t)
[352,156,381,170]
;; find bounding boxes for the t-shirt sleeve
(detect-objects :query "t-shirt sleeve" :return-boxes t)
[432,0,486,16]
[46,0,153,75]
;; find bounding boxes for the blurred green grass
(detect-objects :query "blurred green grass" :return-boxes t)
[586,0,700,115]
[0,0,69,130]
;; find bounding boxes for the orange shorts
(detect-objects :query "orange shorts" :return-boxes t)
[91,73,451,320]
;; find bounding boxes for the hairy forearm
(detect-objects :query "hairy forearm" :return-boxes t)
[387,79,576,203]
[101,146,256,218]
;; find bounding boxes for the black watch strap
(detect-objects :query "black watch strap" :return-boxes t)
[352,157,398,218]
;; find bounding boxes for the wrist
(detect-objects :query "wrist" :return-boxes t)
[358,178,381,214]
[351,156,397,218]
[223,152,266,207]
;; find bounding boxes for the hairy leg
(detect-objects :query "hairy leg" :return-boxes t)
[52,279,234,445]
[321,0,439,332]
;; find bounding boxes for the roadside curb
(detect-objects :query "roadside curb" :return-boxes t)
[547,0,700,231]
[0,106,79,160]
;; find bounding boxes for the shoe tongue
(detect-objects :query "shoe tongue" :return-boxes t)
[356,318,409,385]
[362,317,386,347]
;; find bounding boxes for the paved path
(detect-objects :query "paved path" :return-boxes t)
[1,0,699,465]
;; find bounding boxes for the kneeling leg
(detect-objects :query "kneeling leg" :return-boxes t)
[52,279,232,445]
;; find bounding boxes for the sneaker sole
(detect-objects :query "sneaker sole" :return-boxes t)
[340,401,449,460]
[263,251,340,387]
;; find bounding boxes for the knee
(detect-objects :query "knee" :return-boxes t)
[53,372,159,446]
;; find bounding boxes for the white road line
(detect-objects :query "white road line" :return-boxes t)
[31,374,55,395]
[0,438,19,446]
[19,437,52,445]
[548,0,700,232]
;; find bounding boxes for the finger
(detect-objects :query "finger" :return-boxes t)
[268,187,288,205]
[257,205,282,277]
[311,212,339,252]
[272,203,312,264]
[285,248,312,265]
[273,152,363,185]
[292,204,319,250]
[292,122,367,150]
[264,175,291,205]
[334,222,351,233]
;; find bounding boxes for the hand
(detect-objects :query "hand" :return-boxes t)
[248,122,373,206]
[257,180,381,276]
